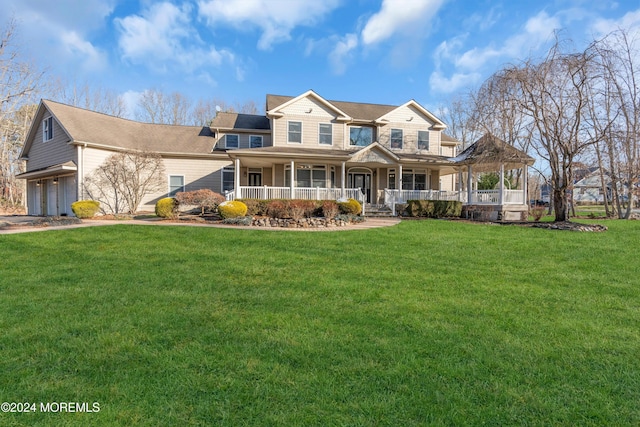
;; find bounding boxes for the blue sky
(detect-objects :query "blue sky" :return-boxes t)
[3,0,640,117]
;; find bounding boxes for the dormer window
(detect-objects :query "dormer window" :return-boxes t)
[43,117,53,141]
[225,134,239,149]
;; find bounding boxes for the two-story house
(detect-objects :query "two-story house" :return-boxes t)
[212,90,459,205]
[18,89,533,220]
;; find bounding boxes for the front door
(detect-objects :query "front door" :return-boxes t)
[352,173,371,203]
[248,172,262,186]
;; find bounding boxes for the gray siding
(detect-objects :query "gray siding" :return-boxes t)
[26,115,76,171]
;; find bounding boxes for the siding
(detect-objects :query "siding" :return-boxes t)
[26,115,76,171]
[81,147,231,212]
[139,157,232,209]
[272,96,345,148]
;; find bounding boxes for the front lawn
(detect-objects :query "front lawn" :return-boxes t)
[1,220,639,425]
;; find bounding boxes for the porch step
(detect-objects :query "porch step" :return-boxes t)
[364,204,396,218]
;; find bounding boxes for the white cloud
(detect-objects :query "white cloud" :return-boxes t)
[592,9,640,36]
[454,11,560,71]
[429,70,481,94]
[120,90,143,118]
[60,31,107,72]
[115,2,235,74]
[329,33,358,75]
[361,0,445,46]
[197,0,341,50]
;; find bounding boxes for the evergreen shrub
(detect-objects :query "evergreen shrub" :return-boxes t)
[338,198,362,215]
[218,200,248,219]
[71,200,100,218]
[155,197,179,219]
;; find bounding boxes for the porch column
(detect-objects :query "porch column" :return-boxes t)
[76,145,83,201]
[234,158,241,199]
[467,165,473,204]
[290,160,295,198]
[499,163,505,205]
[523,164,528,205]
[458,169,463,202]
[341,161,346,198]
[398,164,403,189]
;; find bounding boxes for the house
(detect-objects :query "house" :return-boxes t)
[18,90,534,220]
[573,169,609,204]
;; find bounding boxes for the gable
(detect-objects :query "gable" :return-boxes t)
[380,104,436,127]
[278,96,340,119]
[377,101,446,129]
[349,143,398,165]
[267,90,351,120]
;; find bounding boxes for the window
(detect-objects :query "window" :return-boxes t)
[319,123,332,145]
[349,126,373,146]
[168,175,184,196]
[288,121,302,143]
[390,128,403,149]
[250,135,263,148]
[43,117,53,141]
[388,169,396,190]
[225,134,239,149]
[222,167,234,192]
[285,165,327,188]
[418,131,430,150]
[402,169,428,190]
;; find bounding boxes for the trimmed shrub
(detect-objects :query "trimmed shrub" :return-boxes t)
[71,200,100,218]
[175,189,224,215]
[266,200,289,218]
[239,199,271,216]
[406,200,462,218]
[155,197,179,219]
[218,200,248,219]
[289,200,316,220]
[321,200,340,218]
[338,198,362,215]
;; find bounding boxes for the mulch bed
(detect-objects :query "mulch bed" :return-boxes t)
[503,221,607,232]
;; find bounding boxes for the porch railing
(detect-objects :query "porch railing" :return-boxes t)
[225,187,365,213]
[384,189,463,204]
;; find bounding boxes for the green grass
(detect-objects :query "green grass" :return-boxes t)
[1,220,639,426]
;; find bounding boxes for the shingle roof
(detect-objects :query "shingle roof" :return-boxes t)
[266,94,396,121]
[43,100,219,155]
[451,134,534,167]
[210,112,270,130]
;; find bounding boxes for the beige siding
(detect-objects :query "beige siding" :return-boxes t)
[139,157,232,209]
[378,124,442,155]
[272,96,345,148]
[81,147,230,212]
[382,105,435,126]
[279,97,337,118]
[26,115,76,171]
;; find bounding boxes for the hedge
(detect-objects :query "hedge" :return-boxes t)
[405,200,462,218]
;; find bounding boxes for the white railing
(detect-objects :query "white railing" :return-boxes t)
[384,189,463,204]
[228,186,364,202]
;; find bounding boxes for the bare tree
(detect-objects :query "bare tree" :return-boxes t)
[50,79,128,117]
[0,18,45,209]
[436,94,480,150]
[84,150,165,214]
[500,38,600,222]
[136,89,193,125]
[589,29,640,218]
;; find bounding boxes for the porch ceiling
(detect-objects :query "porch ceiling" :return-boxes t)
[17,161,77,180]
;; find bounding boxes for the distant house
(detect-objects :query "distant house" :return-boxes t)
[18,90,534,220]
[573,169,609,204]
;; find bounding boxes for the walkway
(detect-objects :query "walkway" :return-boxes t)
[0,216,401,235]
